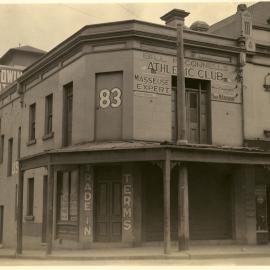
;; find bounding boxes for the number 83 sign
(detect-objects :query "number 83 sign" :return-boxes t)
[99,87,122,109]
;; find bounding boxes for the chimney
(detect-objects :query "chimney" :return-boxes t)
[160,9,190,28]
[237,3,247,12]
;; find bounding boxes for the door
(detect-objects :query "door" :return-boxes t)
[186,90,208,144]
[95,176,122,242]
[186,91,199,143]
[200,92,208,143]
[95,72,123,141]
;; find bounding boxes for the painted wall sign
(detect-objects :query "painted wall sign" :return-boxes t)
[12,161,19,175]
[123,174,133,231]
[0,65,23,92]
[95,72,123,141]
[83,169,93,236]
[99,87,122,108]
[79,165,94,244]
[134,51,241,103]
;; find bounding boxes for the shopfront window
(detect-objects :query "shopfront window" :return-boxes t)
[57,171,78,222]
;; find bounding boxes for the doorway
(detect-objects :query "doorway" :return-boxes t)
[171,77,210,143]
[94,166,122,242]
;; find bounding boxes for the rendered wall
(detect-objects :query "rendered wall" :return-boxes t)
[243,61,270,140]
[133,50,243,145]
[0,94,22,247]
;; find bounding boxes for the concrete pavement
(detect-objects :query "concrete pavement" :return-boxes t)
[1,244,270,261]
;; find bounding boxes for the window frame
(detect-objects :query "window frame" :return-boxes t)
[57,171,78,223]
[44,94,53,138]
[63,83,73,147]
[28,103,36,144]
[0,135,4,164]
[26,178,34,220]
[7,137,13,177]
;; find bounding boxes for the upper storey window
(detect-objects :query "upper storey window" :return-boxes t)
[29,103,36,143]
[244,21,251,35]
[44,94,53,137]
[63,83,73,147]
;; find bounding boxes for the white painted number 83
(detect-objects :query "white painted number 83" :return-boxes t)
[99,88,121,109]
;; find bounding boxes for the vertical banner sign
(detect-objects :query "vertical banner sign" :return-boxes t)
[80,165,94,243]
[122,174,133,239]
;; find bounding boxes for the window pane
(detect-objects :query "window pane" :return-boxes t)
[29,104,36,140]
[60,172,70,221]
[7,138,13,176]
[45,94,53,134]
[27,178,34,216]
[189,93,198,109]
[70,171,78,222]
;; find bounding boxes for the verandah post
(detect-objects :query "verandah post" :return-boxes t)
[16,164,24,255]
[163,149,171,254]
[178,164,189,250]
[46,164,54,255]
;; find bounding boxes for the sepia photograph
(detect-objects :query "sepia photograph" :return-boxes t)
[0,0,269,268]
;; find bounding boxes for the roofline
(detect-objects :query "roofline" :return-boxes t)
[0,47,46,64]
[16,19,239,85]
[18,141,270,171]
[20,140,269,162]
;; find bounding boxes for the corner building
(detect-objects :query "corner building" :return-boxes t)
[0,3,270,254]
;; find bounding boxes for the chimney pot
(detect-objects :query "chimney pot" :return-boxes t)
[237,4,247,12]
[160,9,190,28]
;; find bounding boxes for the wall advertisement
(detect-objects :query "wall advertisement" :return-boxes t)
[134,51,241,103]
[0,65,23,92]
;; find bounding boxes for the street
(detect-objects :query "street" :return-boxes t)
[0,257,270,266]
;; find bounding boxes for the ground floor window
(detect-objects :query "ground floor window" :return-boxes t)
[56,170,79,240]
[57,171,78,222]
[26,178,34,217]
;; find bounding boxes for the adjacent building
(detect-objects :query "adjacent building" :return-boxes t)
[0,2,269,254]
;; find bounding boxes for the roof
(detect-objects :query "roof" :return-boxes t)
[12,45,46,54]
[209,2,270,34]
[0,45,46,64]
[248,1,270,27]
[21,140,269,160]
[51,140,264,153]
[19,140,270,171]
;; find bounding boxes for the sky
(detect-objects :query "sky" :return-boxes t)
[0,0,257,57]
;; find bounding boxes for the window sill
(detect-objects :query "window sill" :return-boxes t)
[42,132,54,141]
[27,139,36,146]
[24,215,35,222]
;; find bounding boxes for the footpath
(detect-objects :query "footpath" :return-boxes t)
[1,244,270,261]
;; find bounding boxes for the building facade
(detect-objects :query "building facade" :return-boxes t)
[0,2,269,254]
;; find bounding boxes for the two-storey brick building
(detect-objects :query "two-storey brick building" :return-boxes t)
[0,2,270,255]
